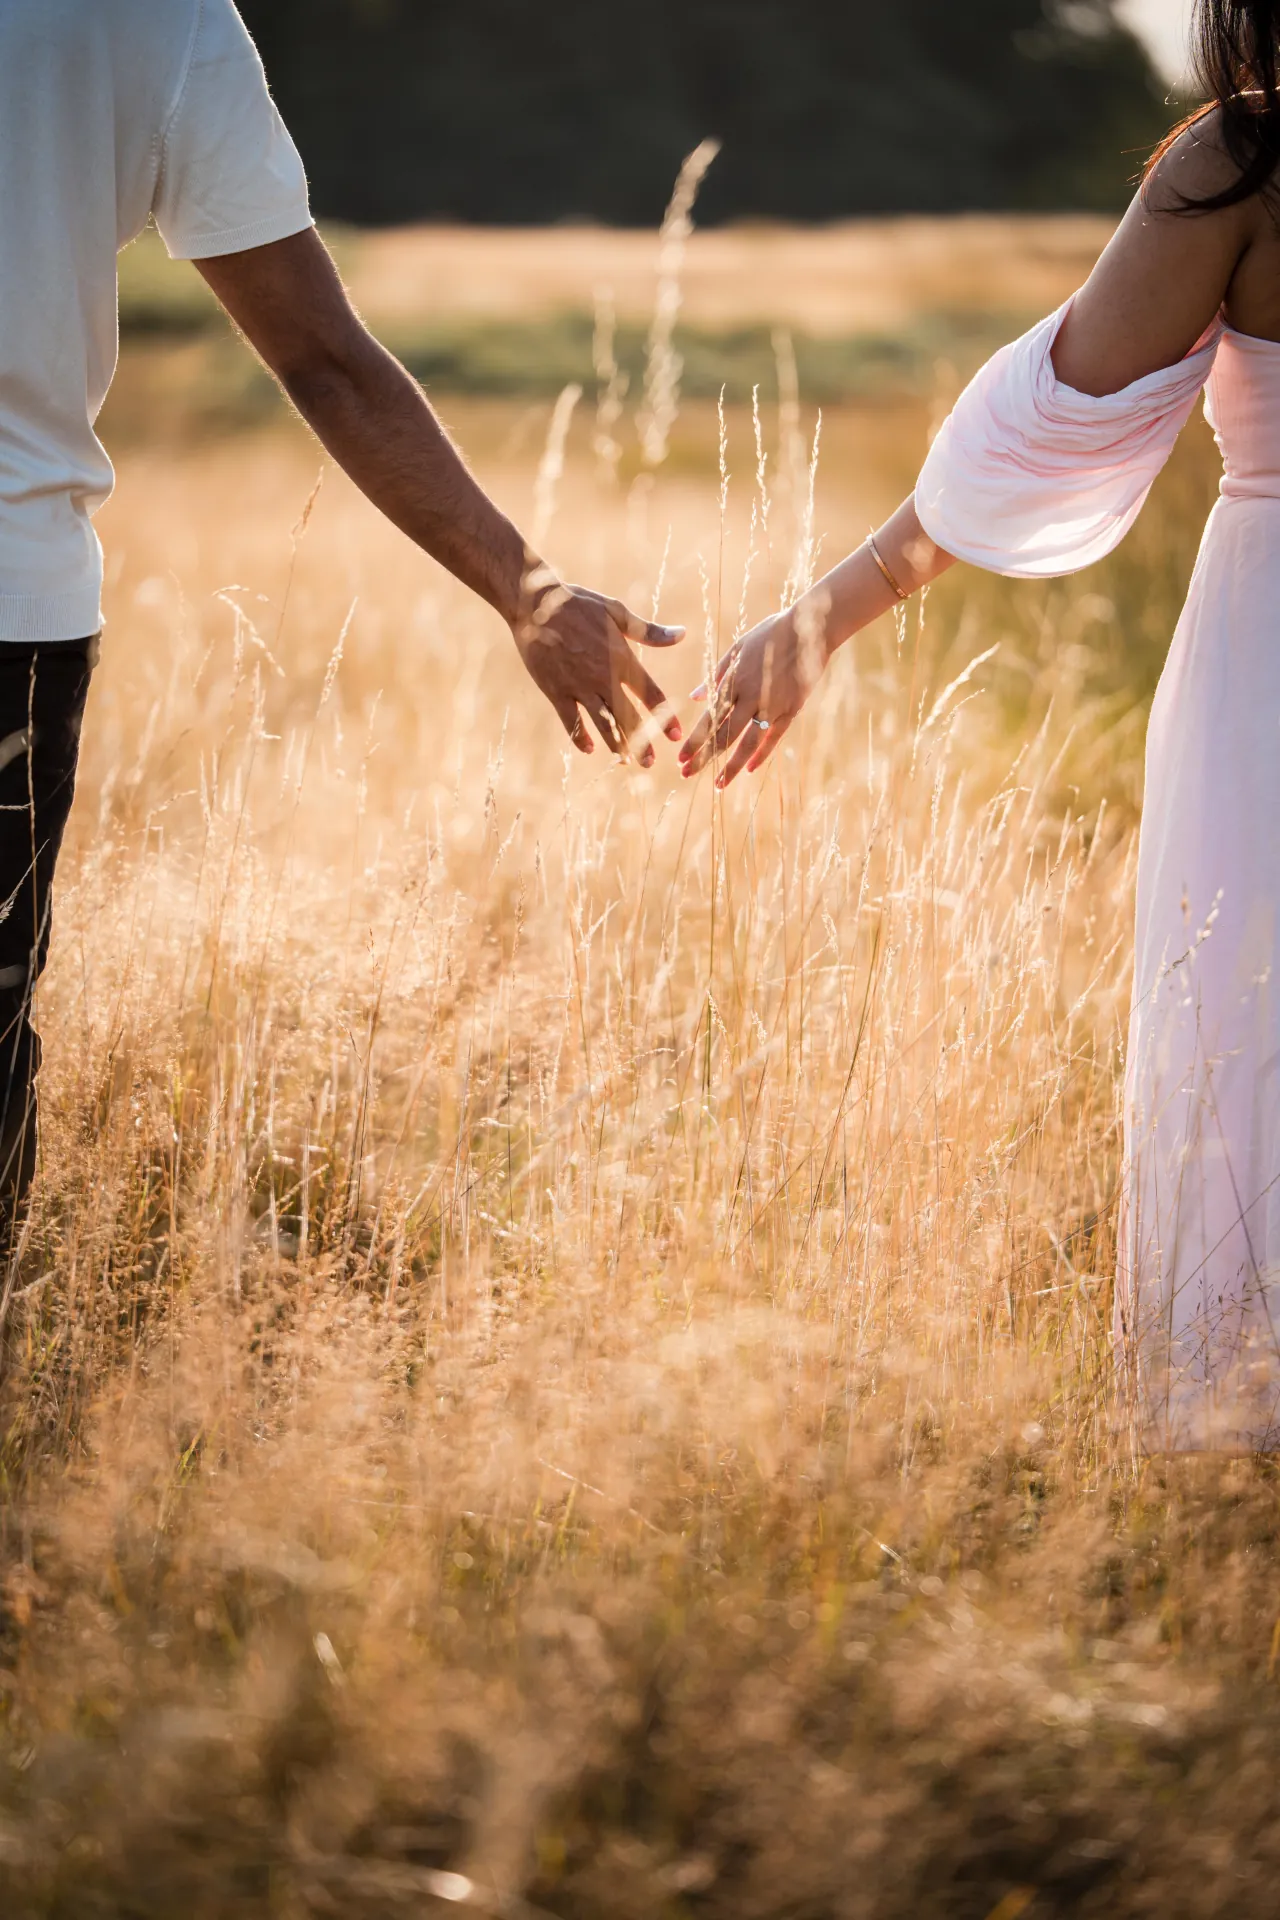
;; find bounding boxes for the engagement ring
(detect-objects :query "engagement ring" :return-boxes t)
[751,716,769,731]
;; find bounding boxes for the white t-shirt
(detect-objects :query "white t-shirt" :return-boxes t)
[0,0,313,642]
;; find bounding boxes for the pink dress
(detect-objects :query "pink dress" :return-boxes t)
[917,311,1280,1449]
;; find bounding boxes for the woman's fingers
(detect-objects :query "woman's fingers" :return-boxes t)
[682,701,793,786]
[716,709,795,786]
[680,693,755,777]
[746,712,792,774]
[678,705,716,767]
[715,722,767,788]
[691,644,740,703]
[680,695,737,773]
[714,696,754,758]
[681,655,757,771]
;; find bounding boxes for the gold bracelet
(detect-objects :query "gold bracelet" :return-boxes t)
[866,532,910,602]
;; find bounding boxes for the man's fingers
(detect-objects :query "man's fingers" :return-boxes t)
[583,698,622,756]
[605,596,684,650]
[618,650,682,742]
[553,695,593,753]
[610,686,655,766]
[585,690,654,766]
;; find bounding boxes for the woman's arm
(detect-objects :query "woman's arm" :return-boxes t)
[1052,112,1255,394]
[681,114,1258,788]
[679,497,953,784]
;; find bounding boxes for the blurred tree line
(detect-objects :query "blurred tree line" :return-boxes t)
[239,0,1176,226]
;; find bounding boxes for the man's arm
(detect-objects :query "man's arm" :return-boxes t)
[195,229,682,762]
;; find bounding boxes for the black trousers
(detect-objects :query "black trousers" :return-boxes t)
[0,636,95,1232]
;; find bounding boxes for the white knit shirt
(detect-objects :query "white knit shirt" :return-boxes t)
[0,0,312,641]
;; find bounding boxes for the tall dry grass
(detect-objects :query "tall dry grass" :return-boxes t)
[0,213,1274,1916]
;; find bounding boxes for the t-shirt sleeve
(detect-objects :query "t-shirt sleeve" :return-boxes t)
[152,0,312,261]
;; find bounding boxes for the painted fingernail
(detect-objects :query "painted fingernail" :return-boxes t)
[690,684,706,700]
[666,719,683,741]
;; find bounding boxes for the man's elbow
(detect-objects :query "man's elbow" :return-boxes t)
[276,341,364,425]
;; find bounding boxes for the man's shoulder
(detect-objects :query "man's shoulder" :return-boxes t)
[4,0,199,26]
[2,0,201,55]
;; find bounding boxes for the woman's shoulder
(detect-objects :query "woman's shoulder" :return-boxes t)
[1142,107,1265,226]
[1052,109,1250,396]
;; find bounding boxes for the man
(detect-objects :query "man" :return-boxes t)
[0,0,683,1233]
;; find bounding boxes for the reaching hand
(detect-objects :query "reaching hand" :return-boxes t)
[679,601,833,786]
[513,581,684,767]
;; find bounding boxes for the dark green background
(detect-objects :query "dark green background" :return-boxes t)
[236,0,1177,226]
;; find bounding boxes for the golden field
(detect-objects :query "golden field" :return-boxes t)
[3,215,1279,1918]
[108,213,1118,436]
[340,215,1114,333]
[117,212,1114,335]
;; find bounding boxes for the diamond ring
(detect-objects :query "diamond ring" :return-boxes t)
[751,716,769,731]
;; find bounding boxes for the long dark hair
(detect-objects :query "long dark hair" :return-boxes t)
[1154,1,1280,209]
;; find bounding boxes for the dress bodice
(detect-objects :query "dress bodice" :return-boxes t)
[1206,327,1280,501]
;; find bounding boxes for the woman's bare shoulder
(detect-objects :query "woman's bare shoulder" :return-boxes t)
[1052,111,1250,394]
[1141,108,1261,227]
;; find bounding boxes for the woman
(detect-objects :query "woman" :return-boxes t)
[680,1,1280,1450]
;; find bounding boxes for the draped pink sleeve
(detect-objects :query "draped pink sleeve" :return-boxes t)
[914,300,1224,578]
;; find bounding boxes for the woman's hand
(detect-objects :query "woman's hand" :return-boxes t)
[678,597,833,786]
[678,503,954,786]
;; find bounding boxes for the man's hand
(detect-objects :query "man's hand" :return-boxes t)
[679,600,833,787]
[515,579,683,765]
[196,231,684,757]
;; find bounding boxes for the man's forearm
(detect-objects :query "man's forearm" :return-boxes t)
[198,232,552,627]
[196,230,683,766]
[282,332,536,626]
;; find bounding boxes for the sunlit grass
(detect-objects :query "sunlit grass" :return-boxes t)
[0,222,1273,1918]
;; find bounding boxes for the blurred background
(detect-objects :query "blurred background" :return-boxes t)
[238,0,1180,224]
[1123,0,1192,82]
[13,9,1274,1914]
[113,0,1198,435]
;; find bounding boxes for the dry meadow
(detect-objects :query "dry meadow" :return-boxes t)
[3,211,1280,1918]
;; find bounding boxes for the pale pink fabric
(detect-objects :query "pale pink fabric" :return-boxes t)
[915,299,1223,577]
[918,312,1280,1450]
